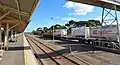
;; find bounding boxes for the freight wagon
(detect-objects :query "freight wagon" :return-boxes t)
[71,25,119,42]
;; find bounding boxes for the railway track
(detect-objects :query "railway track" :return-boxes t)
[26,34,120,65]
[26,35,44,65]
[25,35,84,65]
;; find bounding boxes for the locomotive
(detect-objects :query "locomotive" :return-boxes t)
[43,29,67,38]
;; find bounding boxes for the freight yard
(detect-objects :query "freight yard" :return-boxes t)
[1,0,120,65]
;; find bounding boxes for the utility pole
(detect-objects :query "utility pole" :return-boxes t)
[53,25,54,44]
[50,17,54,44]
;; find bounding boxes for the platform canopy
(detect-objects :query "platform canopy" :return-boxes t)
[68,0,120,11]
[0,0,39,33]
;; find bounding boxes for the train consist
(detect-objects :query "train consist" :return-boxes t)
[67,25,120,49]
[43,25,120,42]
[43,25,120,49]
[43,29,67,38]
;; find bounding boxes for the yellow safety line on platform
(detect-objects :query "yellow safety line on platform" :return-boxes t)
[24,50,28,65]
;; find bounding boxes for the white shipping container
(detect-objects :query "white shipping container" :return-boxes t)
[54,29,67,36]
[90,25,119,41]
[71,27,85,37]
[71,27,90,38]
[71,25,120,41]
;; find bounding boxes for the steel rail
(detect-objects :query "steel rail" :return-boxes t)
[26,35,81,65]
[26,36,44,65]
[26,35,61,65]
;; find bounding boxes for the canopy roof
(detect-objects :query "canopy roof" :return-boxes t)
[68,0,120,11]
[0,0,39,33]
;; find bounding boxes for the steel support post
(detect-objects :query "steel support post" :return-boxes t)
[9,30,12,41]
[0,23,2,50]
[13,30,15,40]
[99,7,105,46]
[114,5,120,45]
[100,5,120,49]
[4,23,9,50]
[0,23,2,42]
[11,30,13,41]
[85,24,87,39]
[15,31,17,42]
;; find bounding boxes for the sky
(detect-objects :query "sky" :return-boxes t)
[25,0,120,32]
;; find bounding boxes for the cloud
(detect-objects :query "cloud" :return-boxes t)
[63,1,94,16]
[61,17,77,21]
[56,16,60,19]
[55,16,78,21]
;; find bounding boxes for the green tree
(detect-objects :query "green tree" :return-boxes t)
[36,27,43,35]
[65,20,76,35]
[74,20,101,27]
[65,23,70,27]
[54,24,61,29]
[32,30,39,35]
[74,21,88,27]
[65,20,101,35]
[49,24,66,30]
[68,20,76,27]
[61,25,67,29]
[43,27,49,32]
[37,27,42,31]
[88,20,101,26]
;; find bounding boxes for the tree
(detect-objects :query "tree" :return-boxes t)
[65,23,70,27]
[75,21,88,27]
[88,20,101,26]
[43,27,49,32]
[32,19,101,36]
[54,24,61,29]
[32,30,39,35]
[69,20,75,25]
[68,20,76,27]
[65,20,77,35]
[61,25,67,29]
[49,24,66,30]
[36,27,43,35]
[37,27,42,31]
[73,20,101,27]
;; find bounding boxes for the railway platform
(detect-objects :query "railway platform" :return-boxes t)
[0,33,38,65]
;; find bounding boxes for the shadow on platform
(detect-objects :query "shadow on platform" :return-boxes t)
[5,46,31,51]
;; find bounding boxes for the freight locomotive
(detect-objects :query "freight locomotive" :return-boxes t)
[43,29,67,38]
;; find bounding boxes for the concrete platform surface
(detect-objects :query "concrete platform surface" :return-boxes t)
[0,33,38,65]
